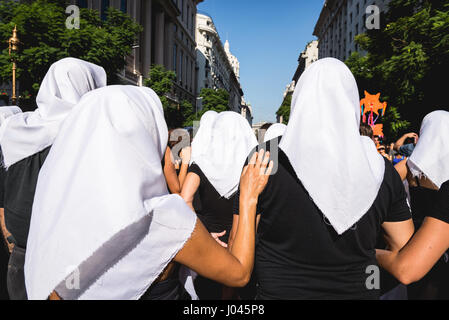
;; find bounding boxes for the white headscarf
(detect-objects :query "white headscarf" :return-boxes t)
[263,123,287,142]
[279,58,385,235]
[408,110,449,189]
[25,86,197,300]
[0,58,106,168]
[0,106,21,123]
[192,111,258,199]
[190,110,218,165]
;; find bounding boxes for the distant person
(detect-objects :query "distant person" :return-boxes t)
[360,123,374,140]
[388,142,397,163]
[377,145,392,161]
[394,132,418,157]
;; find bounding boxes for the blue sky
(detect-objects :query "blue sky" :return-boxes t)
[197,0,324,124]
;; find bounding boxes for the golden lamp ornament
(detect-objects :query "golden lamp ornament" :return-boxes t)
[8,25,19,105]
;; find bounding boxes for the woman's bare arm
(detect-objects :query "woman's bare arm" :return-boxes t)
[228,214,261,252]
[394,160,408,181]
[381,219,414,252]
[0,208,13,253]
[178,147,191,188]
[175,150,273,287]
[180,172,200,212]
[164,147,181,194]
[377,217,449,285]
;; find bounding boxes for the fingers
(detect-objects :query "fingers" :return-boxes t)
[241,165,248,177]
[248,151,258,167]
[259,151,271,175]
[265,160,274,177]
[217,239,228,248]
[211,231,228,248]
[215,230,226,237]
[255,149,264,168]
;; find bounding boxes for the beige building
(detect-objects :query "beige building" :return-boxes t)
[313,0,390,61]
[195,12,243,113]
[72,0,203,106]
[282,40,319,102]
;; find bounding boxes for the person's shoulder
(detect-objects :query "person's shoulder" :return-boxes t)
[151,194,197,230]
[382,157,398,179]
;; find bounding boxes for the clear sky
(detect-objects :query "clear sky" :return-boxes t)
[197,0,324,124]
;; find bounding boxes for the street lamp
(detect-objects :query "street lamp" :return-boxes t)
[8,25,20,105]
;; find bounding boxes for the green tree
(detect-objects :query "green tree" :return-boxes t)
[144,64,181,128]
[276,92,292,124]
[180,88,230,127]
[199,88,229,113]
[345,0,449,138]
[0,0,142,105]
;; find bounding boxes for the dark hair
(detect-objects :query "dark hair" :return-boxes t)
[260,123,273,131]
[359,123,374,139]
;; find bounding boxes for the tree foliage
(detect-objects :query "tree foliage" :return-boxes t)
[346,0,449,138]
[276,92,292,124]
[144,64,199,129]
[199,88,229,112]
[0,0,142,103]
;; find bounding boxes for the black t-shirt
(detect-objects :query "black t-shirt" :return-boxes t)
[0,165,5,208]
[409,185,439,228]
[4,147,50,248]
[188,163,236,243]
[429,180,449,225]
[236,141,411,300]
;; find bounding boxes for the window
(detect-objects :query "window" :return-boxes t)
[187,5,190,28]
[77,0,88,8]
[101,0,110,21]
[120,0,127,13]
[180,51,184,84]
[173,44,177,74]
[180,0,184,20]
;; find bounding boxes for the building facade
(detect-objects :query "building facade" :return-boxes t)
[283,40,319,99]
[278,40,319,123]
[195,12,243,113]
[313,0,390,62]
[72,0,203,106]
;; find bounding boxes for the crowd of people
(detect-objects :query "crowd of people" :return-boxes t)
[0,57,448,300]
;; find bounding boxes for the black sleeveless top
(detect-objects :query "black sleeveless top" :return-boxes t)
[235,140,411,300]
[188,163,236,244]
[3,147,51,248]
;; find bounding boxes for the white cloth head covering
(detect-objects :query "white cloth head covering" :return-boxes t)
[263,123,287,142]
[190,110,218,165]
[25,85,197,300]
[408,110,449,189]
[279,58,385,235]
[0,106,21,123]
[192,111,258,199]
[0,57,106,168]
